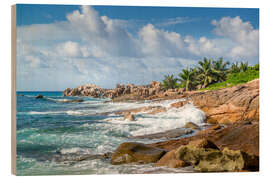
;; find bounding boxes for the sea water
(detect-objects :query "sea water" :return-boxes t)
[16,91,205,175]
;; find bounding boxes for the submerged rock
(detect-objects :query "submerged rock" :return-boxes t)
[52,152,112,163]
[35,94,44,99]
[110,142,167,165]
[64,99,84,103]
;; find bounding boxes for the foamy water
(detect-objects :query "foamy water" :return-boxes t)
[16,92,204,175]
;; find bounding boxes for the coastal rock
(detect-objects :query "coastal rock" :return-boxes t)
[110,142,167,165]
[187,138,219,149]
[176,145,222,166]
[175,145,258,172]
[184,122,201,130]
[147,106,167,115]
[116,106,154,116]
[150,122,259,157]
[64,99,84,103]
[170,101,187,108]
[63,80,168,100]
[155,149,188,168]
[35,94,44,99]
[177,88,185,94]
[185,79,259,124]
[123,112,135,121]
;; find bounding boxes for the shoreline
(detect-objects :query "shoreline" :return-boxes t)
[61,78,259,172]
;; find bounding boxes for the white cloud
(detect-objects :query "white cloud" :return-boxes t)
[56,41,82,57]
[212,16,259,60]
[139,24,184,57]
[16,6,259,91]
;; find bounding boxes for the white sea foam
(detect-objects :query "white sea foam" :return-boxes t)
[104,100,206,136]
[59,147,91,155]
[28,110,84,115]
[46,97,70,102]
[28,111,63,115]
[66,110,83,115]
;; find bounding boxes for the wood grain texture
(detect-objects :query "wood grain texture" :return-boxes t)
[11,4,17,175]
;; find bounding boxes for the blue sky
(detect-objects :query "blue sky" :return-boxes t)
[16,4,259,91]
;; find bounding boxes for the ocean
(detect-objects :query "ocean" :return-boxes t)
[16,91,205,175]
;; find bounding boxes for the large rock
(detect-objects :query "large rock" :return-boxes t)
[176,145,259,172]
[155,149,188,168]
[187,138,219,149]
[35,94,44,99]
[185,79,259,124]
[184,122,201,130]
[150,122,259,157]
[110,142,167,165]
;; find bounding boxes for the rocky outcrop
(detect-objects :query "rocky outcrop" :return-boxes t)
[183,79,259,124]
[110,142,167,165]
[155,137,258,171]
[63,79,259,125]
[63,84,106,98]
[176,144,258,172]
[150,121,259,157]
[63,81,184,100]
[35,94,44,99]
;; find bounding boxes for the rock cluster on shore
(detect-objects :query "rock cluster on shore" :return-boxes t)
[63,79,259,172]
[63,81,184,100]
[111,138,258,172]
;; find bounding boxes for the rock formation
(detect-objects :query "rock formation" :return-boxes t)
[63,81,182,100]
[110,142,167,165]
[35,94,44,99]
[150,121,259,157]
[183,79,259,124]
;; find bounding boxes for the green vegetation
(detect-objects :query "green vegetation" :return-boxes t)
[161,74,178,90]
[161,57,259,91]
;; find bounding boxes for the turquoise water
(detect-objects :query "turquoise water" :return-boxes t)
[16,92,204,175]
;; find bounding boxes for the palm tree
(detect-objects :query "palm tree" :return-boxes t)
[240,61,249,72]
[161,74,178,90]
[197,58,216,88]
[212,57,230,82]
[178,68,197,91]
[230,62,240,73]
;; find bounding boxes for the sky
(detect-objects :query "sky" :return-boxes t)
[16,4,259,91]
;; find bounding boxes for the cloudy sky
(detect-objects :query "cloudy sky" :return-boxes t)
[16,5,259,91]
